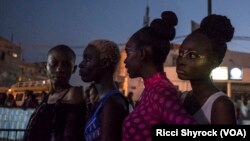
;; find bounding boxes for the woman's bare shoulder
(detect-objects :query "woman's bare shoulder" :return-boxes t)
[66,86,84,104]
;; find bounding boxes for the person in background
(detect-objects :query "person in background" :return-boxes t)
[122,11,197,141]
[0,93,7,107]
[176,14,236,124]
[22,90,38,109]
[38,91,48,104]
[24,45,86,141]
[79,39,129,141]
[4,93,16,107]
[235,95,249,124]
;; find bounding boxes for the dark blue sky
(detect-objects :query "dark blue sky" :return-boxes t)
[1,0,250,62]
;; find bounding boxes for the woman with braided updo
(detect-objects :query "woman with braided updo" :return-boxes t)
[177,14,237,124]
[122,11,197,141]
[79,39,129,141]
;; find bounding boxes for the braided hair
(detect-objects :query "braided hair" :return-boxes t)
[88,39,121,73]
[193,14,234,64]
[129,11,178,69]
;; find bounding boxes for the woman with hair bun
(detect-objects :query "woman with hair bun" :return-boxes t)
[122,11,197,141]
[177,14,237,124]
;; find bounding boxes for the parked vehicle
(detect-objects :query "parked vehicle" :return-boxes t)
[8,80,51,106]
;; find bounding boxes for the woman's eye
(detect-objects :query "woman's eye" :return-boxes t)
[188,53,198,59]
[84,57,91,62]
[63,62,72,68]
[49,61,57,67]
[178,52,184,57]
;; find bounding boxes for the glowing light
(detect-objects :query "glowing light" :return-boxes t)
[229,67,242,80]
[211,67,228,80]
[12,52,18,58]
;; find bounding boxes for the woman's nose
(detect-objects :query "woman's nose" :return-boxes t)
[78,61,85,68]
[176,57,186,65]
[55,63,65,72]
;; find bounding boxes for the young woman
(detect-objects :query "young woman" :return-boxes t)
[79,39,129,141]
[122,11,197,141]
[24,45,86,141]
[176,14,237,124]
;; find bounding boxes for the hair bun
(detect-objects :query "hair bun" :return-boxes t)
[161,11,178,26]
[150,11,178,41]
[200,14,234,43]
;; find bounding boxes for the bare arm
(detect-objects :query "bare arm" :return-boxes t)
[211,96,237,124]
[99,94,128,141]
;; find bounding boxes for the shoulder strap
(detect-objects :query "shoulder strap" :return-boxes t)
[85,89,120,130]
[179,91,190,104]
[90,89,119,118]
[57,88,71,103]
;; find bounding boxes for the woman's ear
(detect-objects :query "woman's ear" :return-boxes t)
[138,47,147,61]
[101,58,111,69]
[140,46,153,62]
[210,58,220,70]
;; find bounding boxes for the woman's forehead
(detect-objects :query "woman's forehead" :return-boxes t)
[181,34,212,52]
[125,40,138,50]
[48,51,75,61]
[126,38,137,45]
[84,45,100,56]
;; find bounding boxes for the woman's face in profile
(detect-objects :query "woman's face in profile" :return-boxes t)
[124,39,142,78]
[79,45,102,83]
[176,33,214,80]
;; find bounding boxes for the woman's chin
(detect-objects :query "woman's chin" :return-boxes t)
[177,74,189,80]
[81,76,91,83]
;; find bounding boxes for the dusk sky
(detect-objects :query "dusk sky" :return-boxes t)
[1,0,250,61]
[1,0,250,85]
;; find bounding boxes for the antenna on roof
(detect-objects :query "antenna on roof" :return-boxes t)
[143,4,150,27]
[208,0,212,15]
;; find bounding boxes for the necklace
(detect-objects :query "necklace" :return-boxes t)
[48,88,70,104]
[51,85,71,95]
[49,88,71,101]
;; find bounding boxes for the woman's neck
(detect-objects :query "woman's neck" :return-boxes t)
[52,83,71,93]
[190,77,219,98]
[94,79,117,99]
[141,65,160,79]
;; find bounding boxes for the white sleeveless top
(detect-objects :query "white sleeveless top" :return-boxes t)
[182,91,226,124]
[193,91,226,124]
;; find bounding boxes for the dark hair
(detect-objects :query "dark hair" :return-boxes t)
[130,11,178,69]
[47,44,76,62]
[193,14,234,64]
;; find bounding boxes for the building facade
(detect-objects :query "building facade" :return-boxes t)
[0,36,22,87]
[0,36,48,92]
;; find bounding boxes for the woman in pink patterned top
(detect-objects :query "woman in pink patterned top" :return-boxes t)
[122,11,197,141]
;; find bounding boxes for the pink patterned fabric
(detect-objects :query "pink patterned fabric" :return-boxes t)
[122,72,197,141]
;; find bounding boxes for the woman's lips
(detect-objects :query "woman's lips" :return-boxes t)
[176,69,186,74]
